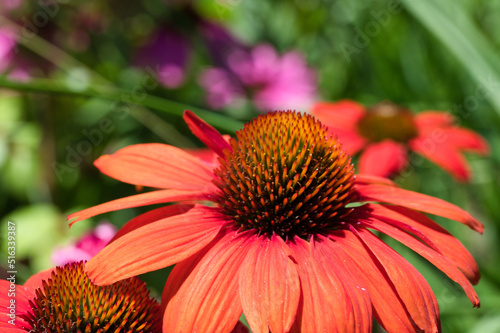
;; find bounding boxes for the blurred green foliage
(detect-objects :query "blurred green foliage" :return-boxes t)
[1,0,500,332]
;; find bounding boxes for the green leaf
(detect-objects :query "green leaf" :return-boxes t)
[402,0,500,117]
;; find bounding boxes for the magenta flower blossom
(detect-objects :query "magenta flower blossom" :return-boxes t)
[0,28,32,81]
[0,28,16,73]
[51,222,117,266]
[135,27,190,89]
[199,44,317,111]
[0,0,21,12]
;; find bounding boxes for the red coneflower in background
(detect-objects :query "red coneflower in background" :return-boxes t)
[69,111,482,333]
[0,261,161,333]
[311,100,489,181]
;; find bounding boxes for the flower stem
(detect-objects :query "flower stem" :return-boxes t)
[0,14,243,133]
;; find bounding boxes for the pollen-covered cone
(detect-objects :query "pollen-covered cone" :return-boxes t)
[0,261,161,333]
[68,110,483,333]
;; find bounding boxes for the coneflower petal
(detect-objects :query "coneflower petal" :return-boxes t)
[441,127,490,154]
[68,189,208,225]
[239,234,300,333]
[356,183,484,233]
[184,110,232,157]
[354,173,397,186]
[22,268,55,292]
[366,204,480,284]
[110,204,195,242]
[310,100,366,130]
[358,141,408,178]
[0,281,32,330]
[313,236,373,333]
[360,217,480,307]
[410,137,470,181]
[310,101,368,155]
[353,228,441,332]
[162,228,253,333]
[289,237,372,333]
[94,143,217,191]
[0,323,26,333]
[85,206,227,285]
[327,229,418,332]
[414,111,455,129]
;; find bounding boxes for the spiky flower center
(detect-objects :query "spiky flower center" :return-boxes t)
[22,261,161,333]
[212,111,356,239]
[357,101,418,143]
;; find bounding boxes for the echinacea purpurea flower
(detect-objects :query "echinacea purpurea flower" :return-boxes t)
[0,261,161,333]
[69,111,482,333]
[311,100,489,180]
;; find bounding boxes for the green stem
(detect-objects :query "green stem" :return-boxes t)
[0,78,243,132]
[0,15,243,133]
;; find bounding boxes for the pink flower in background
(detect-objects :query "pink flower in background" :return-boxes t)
[198,68,245,108]
[0,28,32,81]
[135,27,190,88]
[0,0,21,12]
[199,44,317,111]
[52,222,117,265]
[0,28,16,73]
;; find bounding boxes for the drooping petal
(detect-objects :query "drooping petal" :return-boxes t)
[184,110,232,157]
[162,228,254,333]
[288,237,371,333]
[68,189,207,225]
[366,203,480,284]
[414,111,455,130]
[410,135,470,181]
[94,143,217,191]
[352,228,441,332]
[326,229,417,332]
[356,183,484,233]
[85,206,227,285]
[110,204,195,242]
[360,217,480,307]
[358,141,408,178]
[239,234,300,333]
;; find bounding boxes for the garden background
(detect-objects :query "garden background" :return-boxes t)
[1,0,500,332]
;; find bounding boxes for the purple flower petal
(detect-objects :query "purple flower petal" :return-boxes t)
[135,27,190,88]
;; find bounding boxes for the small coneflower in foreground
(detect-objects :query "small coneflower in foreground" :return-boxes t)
[0,261,161,332]
[311,100,489,181]
[69,111,482,333]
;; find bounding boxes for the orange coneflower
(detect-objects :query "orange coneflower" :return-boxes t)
[311,100,489,181]
[69,111,482,333]
[0,261,161,332]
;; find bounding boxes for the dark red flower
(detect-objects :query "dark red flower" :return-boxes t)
[311,100,489,181]
[69,111,482,332]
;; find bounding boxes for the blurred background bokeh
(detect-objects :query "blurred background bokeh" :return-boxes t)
[1,0,500,332]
